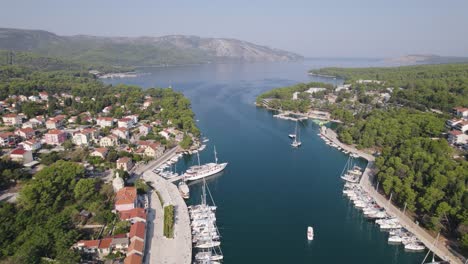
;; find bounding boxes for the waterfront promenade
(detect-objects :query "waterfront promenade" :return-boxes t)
[322,127,464,264]
[135,146,192,264]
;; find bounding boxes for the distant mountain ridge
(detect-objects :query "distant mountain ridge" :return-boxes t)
[0,28,303,67]
[385,54,468,65]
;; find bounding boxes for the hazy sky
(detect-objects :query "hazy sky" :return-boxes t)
[1,0,468,58]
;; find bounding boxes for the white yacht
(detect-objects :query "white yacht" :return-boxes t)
[184,147,228,182]
[178,181,190,199]
[307,226,314,241]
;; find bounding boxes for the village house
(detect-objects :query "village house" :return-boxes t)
[73,128,98,146]
[96,117,114,127]
[124,253,143,264]
[15,127,35,139]
[454,121,468,133]
[73,240,100,254]
[112,127,130,140]
[44,129,67,145]
[19,139,42,151]
[138,124,152,136]
[448,130,468,145]
[118,118,133,129]
[453,107,468,119]
[0,132,16,147]
[115,187,137,212]
[90,148,108,159]
[117,157,134,171]
[38,92,49,101]
[158,130,170,140]
[127,239,144,257]
[45,115,66,129]
[125,115,139,124]
[2,113,22,126]
[28,95,40,102]
[100,135,119,147]
[10,148,33,164]
[129,221,146,243]
[144,142,165,158]
[119,208,147,223]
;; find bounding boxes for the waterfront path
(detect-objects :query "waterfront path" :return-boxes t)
[322,127,464,264]
[142,166,192,264]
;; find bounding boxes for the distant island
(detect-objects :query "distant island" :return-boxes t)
[385,54,468,65]
[0,28,303,67]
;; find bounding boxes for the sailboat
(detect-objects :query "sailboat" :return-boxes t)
[291,120,302,148]
[183,146,228,181]
[191,177,223,263]
[288,121,296,139]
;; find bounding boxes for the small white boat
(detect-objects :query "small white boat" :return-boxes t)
[388,235,403,244]
[178,181,190,199]
[307,226,314,241]
[405,242,425,252]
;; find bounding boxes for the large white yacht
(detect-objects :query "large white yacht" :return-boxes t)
[183,146,228,182]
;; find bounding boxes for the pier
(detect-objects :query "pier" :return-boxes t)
[138,147,192,264]
[321,127,464,264]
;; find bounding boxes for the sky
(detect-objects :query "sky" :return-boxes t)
[1,0,468,58]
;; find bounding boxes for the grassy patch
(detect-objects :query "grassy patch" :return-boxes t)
[163,205,175,238]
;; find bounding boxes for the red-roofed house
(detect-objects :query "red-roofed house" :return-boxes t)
[127,239,144,256]
[38,92,49,100]
[97,238,113,256]
[2,114,21,126]
[100,135,119,147]
[119,208,147,223]
[129,222,146,242]
[19,139,41,151]
[455,121,468,133]
[453,107,468,118]
[44,129,67,145]
[124,253,143,264]
[115,187,137,212]
[117,157,134,171]
[10,148,33,164]
[448,130,468,145]
[118,118,133,128]
[139,124,152,136]
[0,132,16,147]
[96,117,114,127]
[46,116,65,129]
[73,240,100,254]
[144,142,165,158]
[90,148,108,159]
[15,127,35,139]
[112,127,130,139]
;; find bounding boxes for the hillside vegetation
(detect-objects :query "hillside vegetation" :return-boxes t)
[310,63,468,111]
[0,28,302,67]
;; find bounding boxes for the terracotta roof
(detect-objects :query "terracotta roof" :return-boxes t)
[119,208,147,221]
[450,130,463,135]
[11,148,26,155]
[115,187,137,206]
[129,222,146,240]
[124,254,142,264]
[18,127,34,133]
[119,118,132,122]
[0,132,14,138]
[3,113,17,118]
[94,147,108,154]
[148,142,161,150]
[453,107,468,112]
[78,239,100,248]
[98,117,114,121]
[117,157,131,163]
[128,239,144,254]
[98,238,112,249]
[47,129,65,135]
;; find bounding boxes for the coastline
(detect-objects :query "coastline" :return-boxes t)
[321,127,464,264]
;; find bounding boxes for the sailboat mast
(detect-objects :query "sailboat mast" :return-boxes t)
[197,151,201,166]
[214,146,218,164]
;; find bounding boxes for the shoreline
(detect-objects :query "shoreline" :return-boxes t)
[255,103,342,123]
[321,127,464,264]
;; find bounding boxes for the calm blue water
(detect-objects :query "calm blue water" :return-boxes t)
[105,59,426,263]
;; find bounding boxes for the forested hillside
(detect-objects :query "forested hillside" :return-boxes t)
[310,63,468,111]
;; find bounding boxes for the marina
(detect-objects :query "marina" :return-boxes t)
[108,60,443,264]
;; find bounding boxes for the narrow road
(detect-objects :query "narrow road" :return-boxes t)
[322,127,464,264]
